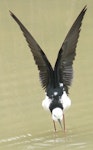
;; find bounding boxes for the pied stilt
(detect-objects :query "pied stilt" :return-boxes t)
[10,6,87,132]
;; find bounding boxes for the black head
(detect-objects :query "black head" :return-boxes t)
[49,100,63,113]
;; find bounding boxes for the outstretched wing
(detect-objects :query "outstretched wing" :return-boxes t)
[10,11,53,91]
[54,6,87,93]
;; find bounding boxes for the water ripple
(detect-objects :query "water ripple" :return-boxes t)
[0,130,88,150]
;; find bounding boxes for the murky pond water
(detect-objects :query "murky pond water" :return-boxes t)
[0,0,93,150]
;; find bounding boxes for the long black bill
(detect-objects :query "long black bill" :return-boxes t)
[58,119,62,128]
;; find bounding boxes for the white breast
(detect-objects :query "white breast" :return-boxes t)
[42,95,51,111]
[60,91,71,111]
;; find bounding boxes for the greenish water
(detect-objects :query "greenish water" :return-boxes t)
[0,0,93,150]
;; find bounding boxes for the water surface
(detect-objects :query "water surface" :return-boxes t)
[0,0,93,150]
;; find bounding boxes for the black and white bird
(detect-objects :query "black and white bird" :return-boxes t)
[10,6,87,132]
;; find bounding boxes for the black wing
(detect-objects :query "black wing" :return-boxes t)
[54,6,87,93]
[10,11,53,91]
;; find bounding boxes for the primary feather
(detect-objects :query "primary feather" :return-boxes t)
[54,6,87,93]
[10,6,87,94]
[10,10,53,91]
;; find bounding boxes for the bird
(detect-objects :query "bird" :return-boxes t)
[10,6,87,132]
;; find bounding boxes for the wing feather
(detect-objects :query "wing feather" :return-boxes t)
[55,6,87,93]
[10,11,53,91]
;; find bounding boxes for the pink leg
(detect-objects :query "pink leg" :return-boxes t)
[53,120,56,132]
[63,114,65,132]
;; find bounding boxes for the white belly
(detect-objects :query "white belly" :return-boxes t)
[60,91,71,111]
[42,91,71,111]
[42,95,51,111]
